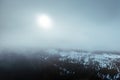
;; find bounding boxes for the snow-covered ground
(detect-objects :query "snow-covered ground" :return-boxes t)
[46,49,120,68]
[0,49,120,80]
[46,49,120,80]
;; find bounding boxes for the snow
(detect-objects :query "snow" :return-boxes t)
[46,49,120,80]
[46,49,120,68]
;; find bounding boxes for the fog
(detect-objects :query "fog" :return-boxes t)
[0,0,120,51]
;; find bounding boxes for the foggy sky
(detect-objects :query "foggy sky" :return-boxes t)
[0,0,120,51]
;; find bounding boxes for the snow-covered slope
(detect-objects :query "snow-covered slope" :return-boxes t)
[0,49,120,80]
[46,49,120,80]
[46,49,120,68]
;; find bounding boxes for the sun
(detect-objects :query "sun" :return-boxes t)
[36,14,53,29]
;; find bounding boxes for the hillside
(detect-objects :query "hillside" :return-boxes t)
[0,49,120,80]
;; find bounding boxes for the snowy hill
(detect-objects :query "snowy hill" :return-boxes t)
[0,49,120,80]
[46,49,120,80]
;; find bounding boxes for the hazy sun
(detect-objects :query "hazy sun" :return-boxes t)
[36,14,53,29]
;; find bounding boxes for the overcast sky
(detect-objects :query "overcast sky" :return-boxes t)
[0,0,120,51]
